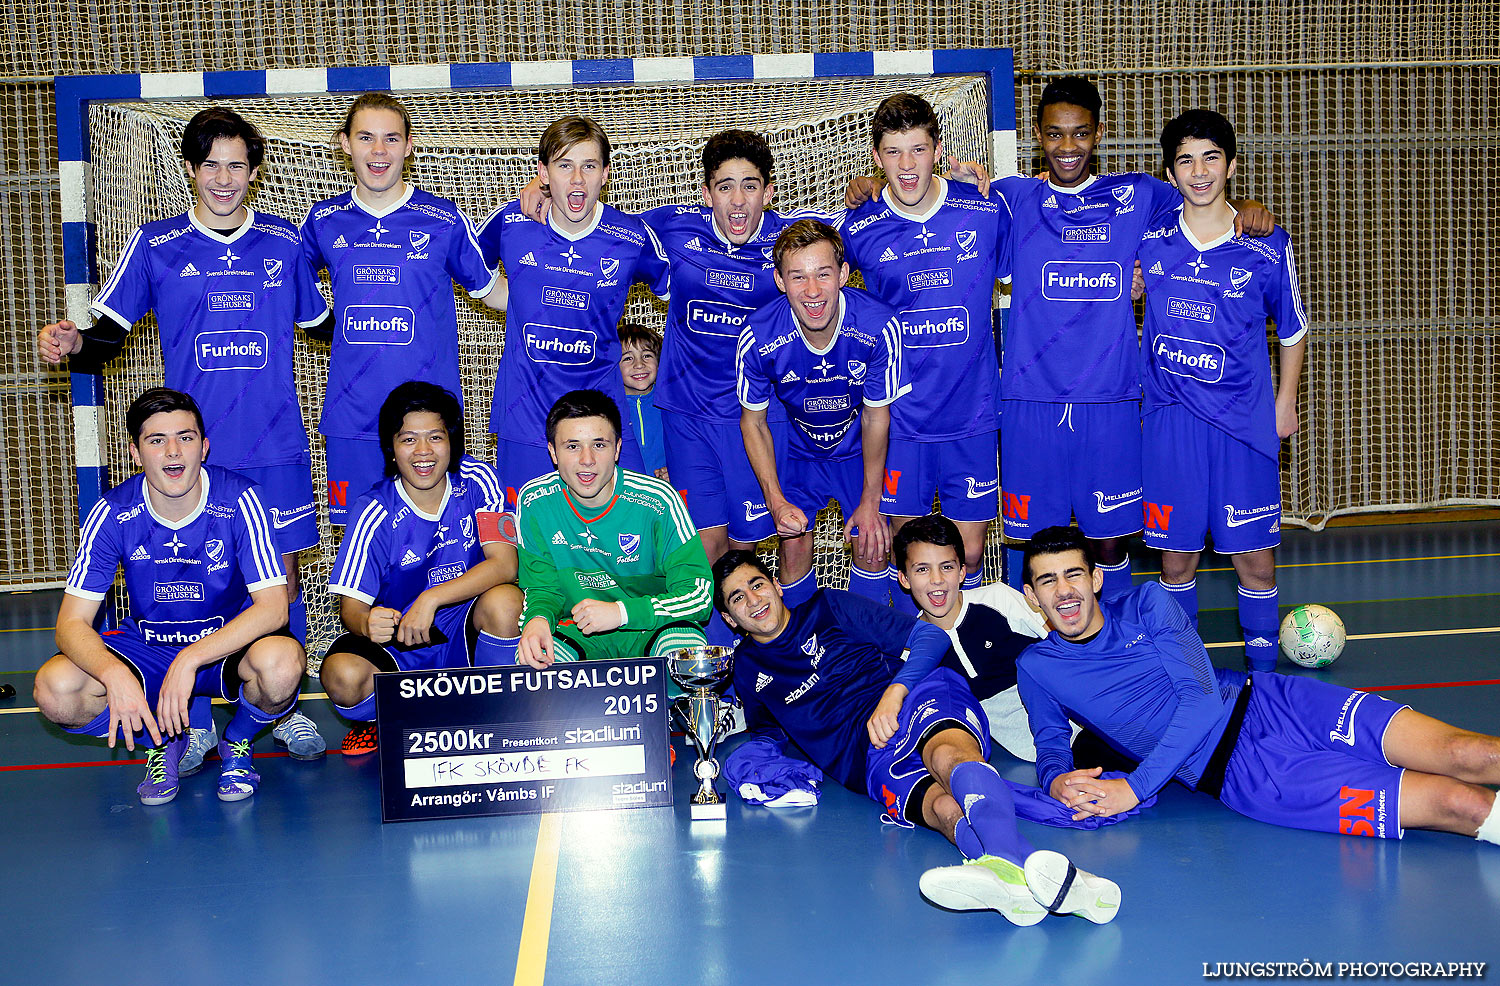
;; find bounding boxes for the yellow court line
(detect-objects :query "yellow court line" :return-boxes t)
[0,625,54,634]
[1204,625,1500,649]
[515,812,563,986]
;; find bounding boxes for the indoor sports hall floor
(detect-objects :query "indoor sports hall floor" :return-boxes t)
[2,521,1498,985]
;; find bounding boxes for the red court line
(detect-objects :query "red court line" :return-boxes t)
[1357,678,1500,693]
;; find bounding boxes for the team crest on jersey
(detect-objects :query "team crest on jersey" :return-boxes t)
[600,257,619,280]
[761,246,775,260]
[206,539,225,564]
[262,259,284,287]
[1230,267,1253,290]
[800,634,825,666]
[847,360,866,382]
[409,231,431,254]
[180,263,200,277]
[956,230,977,253]
[460,516,474,543]
[618,532,640,556]
[878,245,898,263]
[1112,185,1135,206]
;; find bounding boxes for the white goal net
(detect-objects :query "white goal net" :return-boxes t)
[84,72,999,658]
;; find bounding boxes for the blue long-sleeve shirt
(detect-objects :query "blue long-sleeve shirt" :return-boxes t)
[733,588,949,792]
[1017,581,1245,801]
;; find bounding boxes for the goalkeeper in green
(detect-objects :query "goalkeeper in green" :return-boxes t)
[515,389,713,668]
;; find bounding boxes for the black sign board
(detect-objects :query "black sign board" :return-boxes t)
[374,658,672,822]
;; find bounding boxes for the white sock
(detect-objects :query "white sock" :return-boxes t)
[1477,796,1500,846]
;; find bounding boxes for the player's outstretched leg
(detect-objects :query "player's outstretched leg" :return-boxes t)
[916,727,1122,925]
[1383,708,1500,843]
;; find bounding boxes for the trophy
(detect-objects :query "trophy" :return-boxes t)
[667,645,736,820]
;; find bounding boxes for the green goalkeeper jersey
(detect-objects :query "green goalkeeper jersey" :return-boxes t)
[514,468,712,632]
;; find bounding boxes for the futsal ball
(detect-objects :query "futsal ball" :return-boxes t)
[1279,604,1347,668]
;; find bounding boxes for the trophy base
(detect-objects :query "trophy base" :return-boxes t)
[690,801,728,821]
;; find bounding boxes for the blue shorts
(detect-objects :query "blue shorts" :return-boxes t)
[784,455,862,524]
[1221,672,1408,840]
[325,436,386,527]
[326,599,479,673]
[236,457,317,553]
[1000,399,1142,539]
[61,621,298,736]
[662,411,784,543]
[864,667,991,828]
[1142,405,1282,554]
[881,434,999,523]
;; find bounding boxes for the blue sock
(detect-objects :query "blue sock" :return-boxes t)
[947,761,1035,865]
[1161,578,1199,627]
[335,693,378,723]
[846,565,889,604]
[1238,584,1280,671]
[189,695,213,731]
[779,569,817,608]
[886,565,918,616]
[1098,557,1132,602]
[475,629,520,666]
[288,590,307,646]
[953,816,985,860]
[225,686,283,744]
[962,570,982,590]
[1004,547,1027,590]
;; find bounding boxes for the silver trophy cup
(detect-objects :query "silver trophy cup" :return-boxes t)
[667,645,736,820]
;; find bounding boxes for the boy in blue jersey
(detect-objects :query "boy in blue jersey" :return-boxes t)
[838,95,1010,608]
[301,92,503,525]
[477,116,669,495]
[1139,110,1307,671]
[995,78,1274,600]
[39,107,328,762]
[618,321,668,480]
[737,219,903,604]
[714,549,1121,925]
[1018,526,1500,846]
[34,388,306,805]
[520,130,824,568]
[322,382,523,756]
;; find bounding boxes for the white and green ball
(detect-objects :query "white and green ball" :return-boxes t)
[1279,604,1347,669]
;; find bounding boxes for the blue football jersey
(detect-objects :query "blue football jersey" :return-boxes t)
[1140,215,1309,461]
[838,178,1010,441]
[642,204,828,423]
[1000,173,1181,403]
[90,210,329,469]
[328,456,503,614]
[733,589,919,790]
[477,202,671,447]
[300,186,498,441]
[736,287,904,461]
[66,465,288,646]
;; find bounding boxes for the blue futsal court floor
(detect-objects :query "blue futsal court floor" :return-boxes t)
[2,522,1498,984]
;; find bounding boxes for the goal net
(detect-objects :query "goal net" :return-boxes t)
[83,70,1001,659]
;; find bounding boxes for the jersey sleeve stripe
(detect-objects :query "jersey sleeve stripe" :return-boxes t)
[67,498,115,590]
[622,473,697,544]
[653,577,712,618]
[1280,240,1310,345]
[735,327,760,408]
[236,487,285,584]
[329,501,387,596]
[460,458,504,508]
[91,227,146,310]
